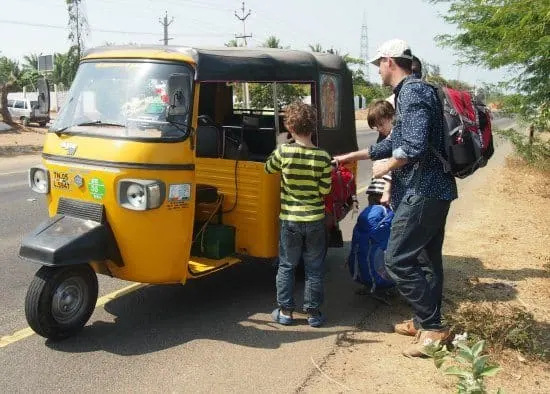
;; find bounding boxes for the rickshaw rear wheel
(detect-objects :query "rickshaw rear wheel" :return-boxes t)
[25,264,98,340]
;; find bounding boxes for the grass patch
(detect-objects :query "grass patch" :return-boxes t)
[444,302,548,361]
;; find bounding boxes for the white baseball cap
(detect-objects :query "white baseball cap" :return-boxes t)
[368,39,413,66]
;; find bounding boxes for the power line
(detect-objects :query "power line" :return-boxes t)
[0,19,227,37]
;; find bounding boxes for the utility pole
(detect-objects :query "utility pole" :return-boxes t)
[359,12,370,83]
[75,0,81,58]
[159,11,174,46]
[234,2,252,109]
[67,0,88,59]
[234,2,252,46]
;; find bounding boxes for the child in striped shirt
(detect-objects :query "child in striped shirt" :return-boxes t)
[366,100,395,206]
[265,101,332,328]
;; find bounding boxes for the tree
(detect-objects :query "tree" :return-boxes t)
[66,0,89,59]
[51,46,79,89]
[264,36,281,49]
[22,53,39,71]
[430,0,550,130]
[308,43,324,53]
[224,39,241,47]
[0,57,21,125]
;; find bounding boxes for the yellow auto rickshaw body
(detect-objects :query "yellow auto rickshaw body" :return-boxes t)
[19,45,359,340]
[21,47,357,283]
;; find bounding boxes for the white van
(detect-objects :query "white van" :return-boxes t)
[7,98,50,127]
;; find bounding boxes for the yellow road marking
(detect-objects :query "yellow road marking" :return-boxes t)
[95,283,147,307]
[0,283,146,349]
[0,328,35,348]
[357,185,368,195]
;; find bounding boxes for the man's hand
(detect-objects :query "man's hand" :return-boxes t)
[332,153,349,165]
[333,149,371,165]
[373,161,390,178]
[380,191,391,207]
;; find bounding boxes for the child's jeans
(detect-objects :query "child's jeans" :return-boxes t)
[276,219,326,312]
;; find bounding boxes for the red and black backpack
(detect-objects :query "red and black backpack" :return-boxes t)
[400,79,494,178]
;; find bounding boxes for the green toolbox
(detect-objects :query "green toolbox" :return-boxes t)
[191,224,236,260]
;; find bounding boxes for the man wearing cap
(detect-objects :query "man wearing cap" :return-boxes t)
[334,39,457,357]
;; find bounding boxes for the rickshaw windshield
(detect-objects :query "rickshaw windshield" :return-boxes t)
[51,61,193,140]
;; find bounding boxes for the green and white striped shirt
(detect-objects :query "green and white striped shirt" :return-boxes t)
[265,143,332,222]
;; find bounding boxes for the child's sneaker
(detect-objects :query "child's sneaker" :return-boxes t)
[271,308,294,325]
[306,309,325,328]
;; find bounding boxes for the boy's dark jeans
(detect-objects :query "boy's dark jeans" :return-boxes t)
[276,219,326,312]
[385,195,451,330]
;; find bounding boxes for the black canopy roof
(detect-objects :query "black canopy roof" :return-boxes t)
[84,46,348,82]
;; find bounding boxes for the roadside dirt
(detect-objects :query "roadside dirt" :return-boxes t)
[0,126,46,157]
[301,145,550,393]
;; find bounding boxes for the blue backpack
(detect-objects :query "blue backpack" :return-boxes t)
[348,205,395,292]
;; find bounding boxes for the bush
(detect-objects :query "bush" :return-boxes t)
[496,128,550,172]
[444,302,548,360]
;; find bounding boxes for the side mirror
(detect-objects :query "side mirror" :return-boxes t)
[167,73,192,119]
[36,77,50,115]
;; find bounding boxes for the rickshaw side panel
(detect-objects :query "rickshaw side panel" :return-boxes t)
[195,158,280,259]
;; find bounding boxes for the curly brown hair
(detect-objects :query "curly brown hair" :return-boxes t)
[283,101,317,136]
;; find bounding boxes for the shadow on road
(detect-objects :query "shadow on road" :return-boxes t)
[443,254,549,304]
[46,246,380,355]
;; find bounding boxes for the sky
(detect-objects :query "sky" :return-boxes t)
[0,0,509,87]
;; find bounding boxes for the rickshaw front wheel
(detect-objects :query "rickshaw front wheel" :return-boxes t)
[25,265,98,340]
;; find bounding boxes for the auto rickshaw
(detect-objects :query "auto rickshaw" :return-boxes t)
[19,46,359,339]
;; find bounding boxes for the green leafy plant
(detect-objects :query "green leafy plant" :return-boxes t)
[424,336,502,394]
[496,128,550,172]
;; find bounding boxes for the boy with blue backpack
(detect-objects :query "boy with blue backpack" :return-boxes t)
[348,99,396,296]
[365,100,394,207]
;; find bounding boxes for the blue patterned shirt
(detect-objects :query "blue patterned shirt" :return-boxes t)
[369,76,457,208]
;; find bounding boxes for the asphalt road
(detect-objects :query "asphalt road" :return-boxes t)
[0,128,378,393]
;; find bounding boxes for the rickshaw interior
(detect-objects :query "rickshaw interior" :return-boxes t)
[195,81,314,162]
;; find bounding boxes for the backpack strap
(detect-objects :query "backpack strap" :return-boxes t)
[396,78,452,174]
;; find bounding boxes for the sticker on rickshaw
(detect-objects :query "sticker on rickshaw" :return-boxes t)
[168,184,191,201]
[88,178,106,200]
[167,183,191,210]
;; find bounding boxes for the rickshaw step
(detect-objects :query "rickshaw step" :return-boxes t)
[188,256,241,275]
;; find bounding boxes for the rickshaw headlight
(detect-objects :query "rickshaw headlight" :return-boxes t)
[118,179,165,211]
[29,166,50,194]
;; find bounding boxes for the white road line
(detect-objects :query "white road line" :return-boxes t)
[0,170,27,176]
[0,181,28,190]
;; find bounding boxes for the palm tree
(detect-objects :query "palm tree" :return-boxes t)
[225,39,240,47]
[0,57,22,125]
[263,36,282,49]
[22,53,40,71]
[51,46,79,89]
[308,43,323,53]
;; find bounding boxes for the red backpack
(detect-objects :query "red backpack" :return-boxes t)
[325,164,357,222]
[401,80,494,178]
